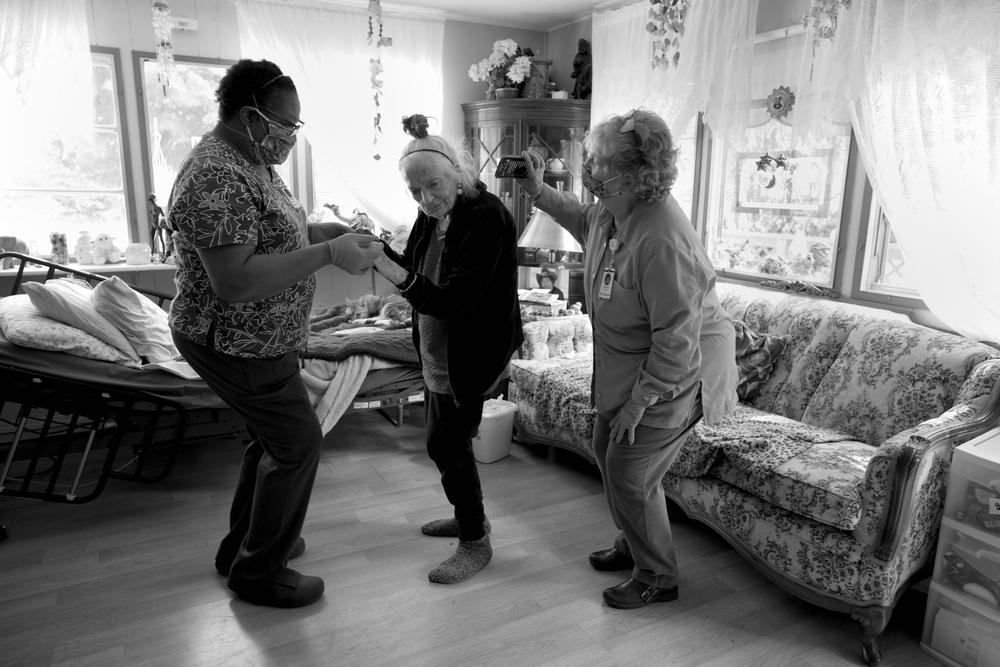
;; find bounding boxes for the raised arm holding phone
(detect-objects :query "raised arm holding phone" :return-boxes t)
[517,108,738,610]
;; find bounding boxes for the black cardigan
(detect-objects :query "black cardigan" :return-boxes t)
[385,184,523,402]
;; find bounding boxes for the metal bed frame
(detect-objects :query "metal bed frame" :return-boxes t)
[0,251,235,504]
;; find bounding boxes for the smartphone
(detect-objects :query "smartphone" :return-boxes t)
[495,155,529,178]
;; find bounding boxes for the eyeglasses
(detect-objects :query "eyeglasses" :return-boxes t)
[252,106,304,137]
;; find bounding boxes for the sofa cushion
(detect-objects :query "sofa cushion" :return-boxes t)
[734,320,785,402]
[801,319,1000,445]
[519,315,591,361]
[717,283,908,421]
[509,355,595,456]
[669,401,870,529]
[712,436,874,531]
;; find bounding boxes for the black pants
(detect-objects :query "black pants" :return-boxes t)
[424,390,488,541]
[174,333,322,582]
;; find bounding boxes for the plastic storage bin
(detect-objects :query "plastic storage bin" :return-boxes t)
[923,583,1000,667]
[472,398,517,463]
[943,431,1000,536]
[933,518,1000,609]
[923,427,1000,666]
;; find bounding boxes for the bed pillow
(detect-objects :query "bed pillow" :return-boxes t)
[0,294,140,365]
[21,278,141,364]
[734,320,786,402]
[92,276,178,363]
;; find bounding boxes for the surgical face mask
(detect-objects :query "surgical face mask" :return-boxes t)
[244,107,300,165]
[581,163,624,199]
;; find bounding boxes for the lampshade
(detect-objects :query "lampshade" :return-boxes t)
[517,209,583,253]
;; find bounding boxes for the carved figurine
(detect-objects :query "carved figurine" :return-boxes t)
[571,38,592,100]
[147,193,173,261]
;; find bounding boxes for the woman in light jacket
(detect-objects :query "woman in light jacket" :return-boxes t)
[519,108,738,609]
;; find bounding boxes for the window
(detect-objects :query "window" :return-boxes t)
[703,115,852,287]
[672,119,699,224]
[135,54,294,218]
[856,202,922,302]
[1,48,133,256]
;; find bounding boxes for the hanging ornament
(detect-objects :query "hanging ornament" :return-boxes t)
[367,0,392,160]
[766,86,796,120]
[755,153,789,189]
[646,0,690,70]
[151,1,175,95]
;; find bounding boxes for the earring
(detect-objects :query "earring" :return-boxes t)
[456,181,464,195]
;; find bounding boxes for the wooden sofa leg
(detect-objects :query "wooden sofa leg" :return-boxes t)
[851,606,890,666]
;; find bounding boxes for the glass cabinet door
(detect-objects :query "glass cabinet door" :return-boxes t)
[468,123,517,216]
[525,123,587,203]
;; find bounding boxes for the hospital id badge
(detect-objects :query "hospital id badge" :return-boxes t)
[598,267,615,300]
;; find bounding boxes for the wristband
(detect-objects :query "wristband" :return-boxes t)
[396,272,417,293]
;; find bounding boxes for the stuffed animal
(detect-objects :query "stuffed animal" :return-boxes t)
[74,231,95,264]
[91,233,122,265]
[0,236,29,268]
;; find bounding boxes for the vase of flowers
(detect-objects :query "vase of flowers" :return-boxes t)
[468,38,533,100]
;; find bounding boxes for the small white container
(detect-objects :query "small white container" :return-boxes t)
[473,398,517,463]
[125,243,151,265]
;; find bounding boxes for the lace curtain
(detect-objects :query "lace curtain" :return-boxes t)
[591,0,757,141]
[835,0,1000,342]
[234,0,444,231]
[0,0,92,185]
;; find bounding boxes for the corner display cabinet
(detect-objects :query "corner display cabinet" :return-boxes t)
[921,426,1000,667]
[461,98,591,241]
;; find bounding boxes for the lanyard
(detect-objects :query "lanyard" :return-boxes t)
[597,219,618,301]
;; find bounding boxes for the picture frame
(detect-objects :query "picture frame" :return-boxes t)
[735,150,833,215]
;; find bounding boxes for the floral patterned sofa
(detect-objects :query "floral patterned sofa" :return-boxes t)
[508,283,1000,666]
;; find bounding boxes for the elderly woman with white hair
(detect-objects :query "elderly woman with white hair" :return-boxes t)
[518,108,738,609]
[374,114,523,584]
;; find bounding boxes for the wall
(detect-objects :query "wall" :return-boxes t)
[86,0,241,254]
[82,0,546,304]
[546,16,593,97]
[440,20,547,140]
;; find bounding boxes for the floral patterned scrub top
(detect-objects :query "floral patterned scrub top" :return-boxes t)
[167,134,315,359]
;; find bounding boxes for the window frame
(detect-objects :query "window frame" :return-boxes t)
[2,46,137,249]
[95,46,139,242]
[851,180,926,309]
[131,52,318,217]
[698,100,853,292]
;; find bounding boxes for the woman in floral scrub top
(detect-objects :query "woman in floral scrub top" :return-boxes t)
[519,108,738,610]
[168,59,380,609]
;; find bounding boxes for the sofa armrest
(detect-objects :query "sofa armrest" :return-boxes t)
[855,381,1000,562]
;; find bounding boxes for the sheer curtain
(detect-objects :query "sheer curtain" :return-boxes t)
[0,0,92,184]
[835,0,1000,342]
[234,0,443,231]
[591,0,757,141]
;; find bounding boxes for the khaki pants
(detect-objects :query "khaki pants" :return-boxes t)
[592,401,702,588]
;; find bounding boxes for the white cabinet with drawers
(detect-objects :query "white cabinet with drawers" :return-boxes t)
[922,427,1000,667]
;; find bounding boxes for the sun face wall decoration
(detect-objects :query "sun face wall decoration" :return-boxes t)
[766,85,796,120]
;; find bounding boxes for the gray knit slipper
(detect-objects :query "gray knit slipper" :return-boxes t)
[420,516,491,538]
[428,536,492,584]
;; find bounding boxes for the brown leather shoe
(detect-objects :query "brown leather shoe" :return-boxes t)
[227,567,325,608]
[215,536,306,577]
[588,546,635,572]
[602,578,678,609]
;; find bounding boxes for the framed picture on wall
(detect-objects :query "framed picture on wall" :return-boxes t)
[735,150,832,215]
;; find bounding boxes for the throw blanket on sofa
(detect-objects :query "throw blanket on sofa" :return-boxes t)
[669,404,857,478]
[304,327,418,365]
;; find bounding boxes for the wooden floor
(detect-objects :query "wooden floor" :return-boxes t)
[0,408,940,667]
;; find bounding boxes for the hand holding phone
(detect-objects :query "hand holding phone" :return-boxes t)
[495,155,529,179]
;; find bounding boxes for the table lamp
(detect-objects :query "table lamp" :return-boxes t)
[518,208,583,263]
